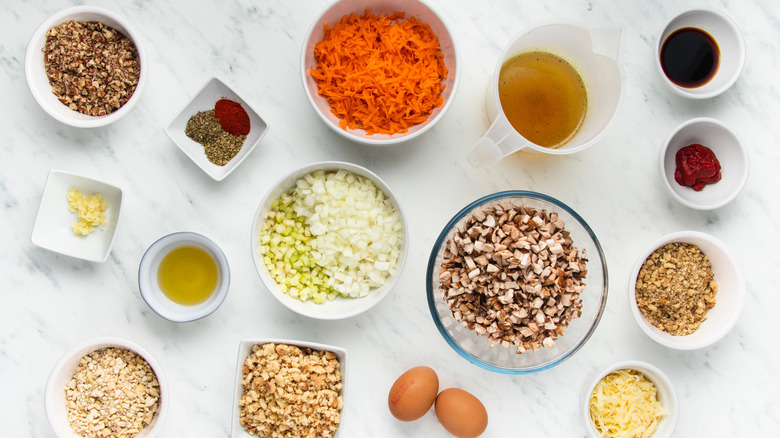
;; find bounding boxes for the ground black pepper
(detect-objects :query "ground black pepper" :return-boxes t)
[185,110,246,166]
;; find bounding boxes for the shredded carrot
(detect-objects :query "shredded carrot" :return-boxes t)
[310,10,448,136]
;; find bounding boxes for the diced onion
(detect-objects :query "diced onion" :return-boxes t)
[589,369,667,438]
[259,169,403,303]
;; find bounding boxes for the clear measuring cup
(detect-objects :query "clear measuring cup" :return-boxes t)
[467,20,625,168]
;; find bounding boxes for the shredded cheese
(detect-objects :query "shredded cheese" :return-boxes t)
[589,369,667,438]
[66,187,108,236]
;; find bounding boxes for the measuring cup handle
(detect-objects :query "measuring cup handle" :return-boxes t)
[467,117,522,168]
[467,136,504,167]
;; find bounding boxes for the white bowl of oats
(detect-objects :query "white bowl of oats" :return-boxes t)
[629,231,745,350]
[45,337,168,438]
[232,339,347,438]
[25,5,147,128]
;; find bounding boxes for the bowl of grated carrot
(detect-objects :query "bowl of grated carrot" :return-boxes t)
[301,0,459,145]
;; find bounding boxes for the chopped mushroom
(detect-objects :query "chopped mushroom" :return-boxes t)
[438,203,588,354]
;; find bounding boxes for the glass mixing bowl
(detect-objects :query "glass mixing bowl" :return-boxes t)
[426,191,608,374]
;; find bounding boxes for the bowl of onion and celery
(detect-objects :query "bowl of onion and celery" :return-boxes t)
[301,0,459,145]
[251,161,408,320]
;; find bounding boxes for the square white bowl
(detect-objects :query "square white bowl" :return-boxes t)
[165,77,268,181]
[45,337,168,438]
[231,338,348,438]
[31,170,123,262]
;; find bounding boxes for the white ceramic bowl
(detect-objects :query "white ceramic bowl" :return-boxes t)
[231,338,348,438]
[583,360,678,438]
[301,0,459,145]
[45,337,168,438]
[629,231,745,350]
[660,117,748,210]
[31,170,123,262]
[138,232,230,322]
[165,77,269,181]
[250,161,408,320]
[655,7,745,99]
[25,5,148,127]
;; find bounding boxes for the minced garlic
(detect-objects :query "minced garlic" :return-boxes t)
[67,187,108,236]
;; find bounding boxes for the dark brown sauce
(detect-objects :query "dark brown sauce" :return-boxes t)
[660,27,720,88]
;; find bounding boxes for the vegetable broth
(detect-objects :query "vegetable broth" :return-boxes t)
[498,51,587,148]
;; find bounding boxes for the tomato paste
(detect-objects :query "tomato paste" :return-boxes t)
[674,144,721,191]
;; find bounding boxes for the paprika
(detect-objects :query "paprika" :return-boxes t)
[214,99,251,136]
[674,143,722,191]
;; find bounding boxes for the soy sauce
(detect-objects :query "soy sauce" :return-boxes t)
[660,27,720,88]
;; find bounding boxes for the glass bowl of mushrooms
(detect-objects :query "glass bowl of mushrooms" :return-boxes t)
[426,191,608,374]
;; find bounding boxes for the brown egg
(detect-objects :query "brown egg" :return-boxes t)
[388,366,439,421]
[434,388,488,438]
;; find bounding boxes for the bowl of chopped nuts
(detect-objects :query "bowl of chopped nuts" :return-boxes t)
[232,339,347,438]
[629,231,745,350]
[426,190,608,374]
[301,0,459,145]
[45,337,168,438]
[251,161,408,320]
[25,5,147,127]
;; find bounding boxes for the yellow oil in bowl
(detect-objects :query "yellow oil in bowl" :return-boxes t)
[157,245,218,305]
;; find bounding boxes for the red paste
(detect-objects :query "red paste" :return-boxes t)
[214,99,250,136]
[674,144,721,191]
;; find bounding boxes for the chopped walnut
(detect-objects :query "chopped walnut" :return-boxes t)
[438,202,588,354]
[635,242,717,336]
[43,20,140,116]
[239,343,344,438]
[65,347,160,438]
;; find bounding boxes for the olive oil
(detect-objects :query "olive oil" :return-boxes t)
[157,245,218,305]
[498,51,587,148]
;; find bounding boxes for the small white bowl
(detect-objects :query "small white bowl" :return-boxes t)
[138,232,230,322]
[583,360,678,438]
[45,337,169,438]
[31,170,123,262]
[660,117,749,210]
[655,7,745,99]
[231,338,348,438]
[25,6,148,127]
[629,231,745,350]
[250,161,408,320]
[165,77,269,181]
[301,0,459,145]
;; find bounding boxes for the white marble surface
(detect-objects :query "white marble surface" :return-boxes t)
[1,0,779,436]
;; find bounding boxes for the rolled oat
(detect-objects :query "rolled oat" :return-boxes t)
[65,347,160,438]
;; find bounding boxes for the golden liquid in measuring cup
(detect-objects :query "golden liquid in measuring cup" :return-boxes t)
[498,51,587,148]
[157,245,218,305]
